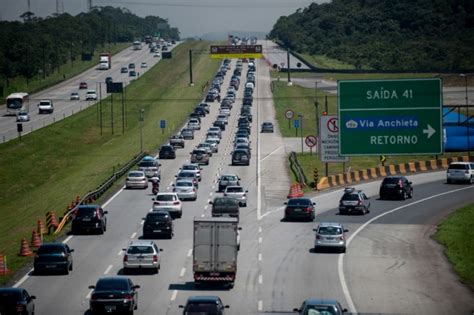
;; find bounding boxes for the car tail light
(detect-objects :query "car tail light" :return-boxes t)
[123,254,128,262]
[123,294,133,302]
[357,200,362,205]
[154,201,160,205]
[173,201,180,205]
[153,255,158,262]
[305,206,313,212]
[316,235,322,240]
[398,179,404,188]
[193,188,197,192]
[16,304,25,312]
[338,236,345,241]
[90,293,98,301]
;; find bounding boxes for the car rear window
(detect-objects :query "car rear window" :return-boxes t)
[177,181,193,187]
[448,164,469,170]
[128,172,143,177]
[342,194,359,201]
[186,303,219,313]
[139,161,156,167]
[76,207,96,217]
[0,291,21,304]
[156,194,176,201]
[382,177,402,184]
[226,187,243,193]
[96,279,128,291]
[127,246,154,254]
[318,226,343,235]
[287,198,311,206]
[146,213,168,221]
[37,245,64,254]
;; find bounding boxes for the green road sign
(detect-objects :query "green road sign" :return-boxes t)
[338,78,442,155]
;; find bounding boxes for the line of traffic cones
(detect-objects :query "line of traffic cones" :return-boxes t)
[0,255,9,275]
[37,219,46,235]
[31,230,42,248]
[287,183,304,198]
[19,239,33,257]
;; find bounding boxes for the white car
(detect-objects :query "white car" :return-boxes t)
[122,240,162,274]
[141,62,148,68]
[180,163,202,181]
[125,171,148,189]
[85,90,98,101]
[173,179,198,201]
[446,162,474,184]
[153,52,161,57]
[204,139,219,153]
[187,118,201,130]
[224,185,248,207]
[219,107,230,116]
[153,192,182,218]
[16,111,30,122]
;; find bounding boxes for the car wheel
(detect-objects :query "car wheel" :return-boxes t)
[98,225,104,235]
[402,191,408,200]
[447,178,452,184]
[69,262,73,271]
[123,268,129,275]
[409,189,413,198]
[379,194,384,200]
[340,247,346,253]
[64,266,69,275]
[155,266,160,274]
[470,176,474,185]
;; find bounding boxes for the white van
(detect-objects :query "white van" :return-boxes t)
[245,82,255,90]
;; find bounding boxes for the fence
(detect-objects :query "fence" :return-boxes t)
[289,151,307,187]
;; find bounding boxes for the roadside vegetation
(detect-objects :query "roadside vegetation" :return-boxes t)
[434,203,474,289]
[0,40,220,285]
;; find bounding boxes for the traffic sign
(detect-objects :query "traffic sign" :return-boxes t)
[210,45,262,59]
[338,78,442,155]
[293,119,300,129]
[160,120,166,128]
[305,135,317,148]
[319,116,349,163]
[285,109,294,119]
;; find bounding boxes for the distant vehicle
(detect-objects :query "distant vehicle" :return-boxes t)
[261,122,274,133]
[105,76,113,85]
[284,197,316,221]
[129,70,137,77]
[71,205,108,234]
[181,128,194,140]
[120,67,128,73]
[179,296,229,315]
[123,240,162,274]
[128,63,135,69]
[231,149,250,166]
[153,51,161,57]
[138,155,161,179]
[34,243,74,275]
[70,92,80,100]
[180,163,202,181]
[175,170,200,188]
[89,277,140,314]
[173,179,198,201]
[98,52,111,70]
[338,187,370,215]
[446,162,474,184]
[294,299,348,315]
[85,90,98,101]
[153,192,182,218]
[6,92,29,115]
[125,171,148,189]
[224,186,248,207]
[37,99,54,114]
[144,35,152,44]
[210,197,240,219]
[218,174,240,192]
[140,62,148,68]
[193,218,240,287]
[79,82,88,89]
[169,134,185,148]
[16,110,30,122]
[190,149,210,165]
[379,176,413,200]
[133,40,142,50]
[313,222,348,253]
[142,210,173,239]
[0,287,36,315]
[159,145,176,159]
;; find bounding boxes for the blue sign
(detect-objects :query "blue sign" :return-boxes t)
[160,120,166,128]
[293,119,300,128]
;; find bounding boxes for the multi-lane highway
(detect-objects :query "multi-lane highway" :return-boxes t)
[0,43,176,143]
[11,57,474,315]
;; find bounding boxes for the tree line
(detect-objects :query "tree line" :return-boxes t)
[0,6,180,86]
[269,0,474,71]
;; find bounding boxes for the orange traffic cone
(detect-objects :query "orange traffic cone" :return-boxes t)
[19,239,33,256]
[37,220,46,235]
[75,195,81,205]
[0,255,9,275]
[31,231,42,247]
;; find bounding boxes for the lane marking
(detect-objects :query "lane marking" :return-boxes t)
[104,264,113,275]
[260,145,283,162]
[62,235,73,244]
[187,249,192,257]
[258,300,263,311]
[180,268,186,277]
[204,205,208,210]
[86,289,93,299]
[130,232,136,239]
[258,237,262,244]
[201,214,205,217]
[258,226,262,233]
[258,253,262,261]
[338,185,474,314]
[258,274,263,284]
[117,249,123,256]
[170,290,178,301]
[103,186,125,208]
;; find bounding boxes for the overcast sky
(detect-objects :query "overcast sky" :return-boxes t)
[0,0,324,38]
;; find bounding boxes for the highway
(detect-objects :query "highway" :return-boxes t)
[0,43,176,143]
[12,57,474,314]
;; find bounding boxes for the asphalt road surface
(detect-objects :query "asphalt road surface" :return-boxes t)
[0,43,177,143]
[11,58,474,315]
[260,40,309,71]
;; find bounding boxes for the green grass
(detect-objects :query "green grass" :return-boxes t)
[434,203,474,289]
[300,54,356,70]
[0,40,220,284]
[1,43,130,97]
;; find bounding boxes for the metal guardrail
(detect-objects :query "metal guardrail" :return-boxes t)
[289,151,307,187]
[55,152,146,234]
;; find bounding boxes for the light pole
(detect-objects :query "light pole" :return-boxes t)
[139,109,144,153]
[298,113,303,153]
[460,74,470,158]
[315,80,321,136]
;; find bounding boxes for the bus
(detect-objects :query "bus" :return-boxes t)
[6,92,29,115]
[133,41,142,50]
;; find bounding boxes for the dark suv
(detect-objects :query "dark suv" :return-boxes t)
[179,296,229,315]
[339,187,370,215]
[71,205,108,234]
[34,243,74,275]
[379,176,413,200]
[142,210,174,239]
[159,145,176,159]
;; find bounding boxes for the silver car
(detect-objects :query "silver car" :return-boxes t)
[125,171,148,189]
[197,143,213,157]
[180,163,202,181]
[224,185,248,207]
[313,222,348,253]
[123,240,162,274]
[153,193,182,218]
[446,162,474,184]
[173,179,198,201]
[16,111,30,122]
[204,139,219,153]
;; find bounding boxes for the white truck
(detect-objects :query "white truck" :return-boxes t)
[98,52,111,70]
[37,99,54,114]
[193,217,239,287]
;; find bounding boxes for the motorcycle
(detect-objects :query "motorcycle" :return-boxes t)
[151,177,160,194]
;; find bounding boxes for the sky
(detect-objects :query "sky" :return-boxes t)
[0,0,324,38]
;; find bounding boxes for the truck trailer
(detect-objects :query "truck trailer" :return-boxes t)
[193,217,239,287]
[98,53,111,70]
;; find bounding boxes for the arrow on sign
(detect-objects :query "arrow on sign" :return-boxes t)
[423,124,435,139]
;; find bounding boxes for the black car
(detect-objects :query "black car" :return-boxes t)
[71,205,108,234]
[210,197,240,220]
[0,288,36,315]
[213,120,226,131]
[243,97,253,106]
[128,63,135,69]
[142,210,173,239]
[237,126,250,135]
[379,176,413,200]
[159,145,176,159]
[34,243,74,275]
[284,198,316,221]
[193,107,207,117]
[89,277,140,315]
[189,113,202,123]
[105,77,113,85]
[235,130,249,139]
[231,150,250,166]
[120,67,128,73]
[179,296,229,315]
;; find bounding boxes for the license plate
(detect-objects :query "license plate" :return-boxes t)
[326,237,334,240]
[210,272,220,276]
[46,265,56,268]
[105,305,116,311]
[82,218,91,221]
[153,230,161,232]
[294,208,302,212]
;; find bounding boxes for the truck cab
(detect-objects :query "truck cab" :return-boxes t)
[38,99,54,114]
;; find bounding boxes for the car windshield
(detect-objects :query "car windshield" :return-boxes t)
[139,161,156,167]
[318,226,343,235]
[226,187,243,193]
[222,175,237,181]
[342,194,359,201]
[76,207,96,217]
[127,245,154,254]
[156,194,176,201]
[449,164,469,170]
[214,198,233,205]
[383,178,402,184]
[96,279,128,291]
[146,213,168,221]
[182,165,197,170]
[287,199,311,206]
[186,303,219,314]
[128,172,143,177]
[304,305,338,315]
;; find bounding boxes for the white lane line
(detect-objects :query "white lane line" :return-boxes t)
[201,214,205,217]
[62,235,73,244]
[13,270,33,288]
[258,237,262,244]
[338,185,474,314]
[103,186,125,208]
[258,226,262,233]
[104,264,113,275]
[170,290,178,301]
[86,289,93,299]
[187,249,192,257]
[180,268,186,277]
[258,274,263,284]
[260,145,283,162]
[204,205,208,210]
[258,300,263,311]
[258,253,262,261]
[130,232,137,239]
[117,249,124,256]
[141,219,145,225]
[209,192,213,197]
[212,185,215,190]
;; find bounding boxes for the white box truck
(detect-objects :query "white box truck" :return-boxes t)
[193,217,239,287]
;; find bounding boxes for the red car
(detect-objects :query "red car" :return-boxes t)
[79,82,88,89]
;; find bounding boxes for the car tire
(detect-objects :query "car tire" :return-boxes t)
[470,176,474,185]
[69,262,73,271]
[402,191,408,200]
[64,266,69,275]
[123,268,129,275]
[409,189,413,198]
[340,247,346,253]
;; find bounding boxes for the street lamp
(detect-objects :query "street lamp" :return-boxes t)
[460,74,470,158]
[315,80,321,136]
[139,109,144,153]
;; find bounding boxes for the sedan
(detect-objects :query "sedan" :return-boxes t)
[125,171,148,189]
[120,67,128,73]
[181,128,194,140]
[16,111,30,122]
[179,296,229,314]
[313,222,348,253]
[79,82,88,89]
[284,198,316,221]
[85,90,98,101]
[70,92,80,100]
[142,210,173,239]
[180,163,202,181]
[153,192,182,218]
[123,240,162,274]
[0,287,36,315]
[89,277,140,315]
[34,243,74,275]
[173,179,198,201]
[140,62,148,68]
[224,185,248,207]
[129,70,137,77]
[261,122,274,133]
[294,299,348,315]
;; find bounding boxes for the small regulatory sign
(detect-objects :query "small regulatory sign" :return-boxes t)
[210,45,263,59]
[305,135,317,148]
[285,109,294,120]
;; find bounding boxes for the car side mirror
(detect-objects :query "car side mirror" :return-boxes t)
[104,211,108,214]
[293,308,300,312]
[245,190,249,193]
[152,197,155,201]
[174,175,178,177]
[409,181,412,184]
[284,202,288,205]
[30,296,36,300]
[70,249,75,252]
[224,305,230,308]
[159,164,162,166]
[342,308,348,313]
[142,217,146,220]
[122,248,127,251]
[344,229,349,232]
[312,202,316,205]
[88,285,96,289]
[133,285,140,289]
[313,228,317,231]
[209,201,213,204]
[238,227,243,230]
[179,305,184,308]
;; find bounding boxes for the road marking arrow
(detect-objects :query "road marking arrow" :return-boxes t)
[423,124,436,139]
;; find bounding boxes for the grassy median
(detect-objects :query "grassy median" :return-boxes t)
[0,40,220,284]
[434,203,474,289]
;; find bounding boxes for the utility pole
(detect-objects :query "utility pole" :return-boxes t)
[139,109,145,153]
[87,0,92,12]
[189,50,194,86]
[287,48,292,86]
